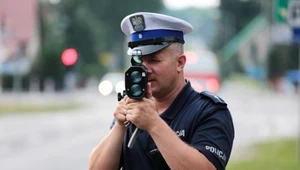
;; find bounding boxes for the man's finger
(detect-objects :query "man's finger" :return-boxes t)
[126,114,133,122]
[124,120,131,128]
[146,82,152,98]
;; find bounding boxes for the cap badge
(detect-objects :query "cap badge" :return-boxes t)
[138,34,143,39]
[130,15,145,32]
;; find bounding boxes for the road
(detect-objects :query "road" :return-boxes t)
[0,81,299,169]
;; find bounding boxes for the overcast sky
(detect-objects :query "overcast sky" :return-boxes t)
[163,0,220,9]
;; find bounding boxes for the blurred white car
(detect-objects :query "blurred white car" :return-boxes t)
[184,50,220,93]
[98,72,125,96]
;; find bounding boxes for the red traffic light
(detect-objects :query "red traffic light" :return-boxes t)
[61,48,78,66]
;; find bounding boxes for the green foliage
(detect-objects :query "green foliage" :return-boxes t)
[227,138,300,170]
[40,44,65,78]
[213,0,261,51]
[81,63,107,79]
[1,74,31,91]
[220,0,260,30]
[0,102,79,114]
[60,0,104,64]
[61,0,163,64]
[83,0,163,68]
[34,0,164,85]
[31,43,65,90]
[267,44,300,79]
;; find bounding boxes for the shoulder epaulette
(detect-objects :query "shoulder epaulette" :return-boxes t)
[200,91,227,105]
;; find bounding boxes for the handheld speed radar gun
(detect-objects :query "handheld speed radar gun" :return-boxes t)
[118,49,147,148]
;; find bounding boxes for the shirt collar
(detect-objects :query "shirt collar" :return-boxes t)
[160,80,194,120]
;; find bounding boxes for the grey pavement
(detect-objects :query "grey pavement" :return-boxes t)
[218,81,299,159]
[0,88,115,170]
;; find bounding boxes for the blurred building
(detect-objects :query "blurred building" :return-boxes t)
[0,0,39,76]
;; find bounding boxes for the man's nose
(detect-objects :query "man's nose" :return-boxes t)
[142,62,151,72]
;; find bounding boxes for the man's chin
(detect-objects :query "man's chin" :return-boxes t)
[150,86,160,96]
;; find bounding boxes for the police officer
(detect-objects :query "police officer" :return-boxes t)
[89,12,234,170]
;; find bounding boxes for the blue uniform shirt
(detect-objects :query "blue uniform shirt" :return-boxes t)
[112,81,235,170]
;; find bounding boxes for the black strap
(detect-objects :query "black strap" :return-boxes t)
[128,36,185,48]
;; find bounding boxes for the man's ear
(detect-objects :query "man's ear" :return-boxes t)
[177,54,186,72]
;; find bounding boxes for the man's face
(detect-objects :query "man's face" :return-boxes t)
[141,47,179,98]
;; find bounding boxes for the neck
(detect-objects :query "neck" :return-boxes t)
[154,78,186,114]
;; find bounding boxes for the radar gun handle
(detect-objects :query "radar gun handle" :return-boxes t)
[127,128,141,148]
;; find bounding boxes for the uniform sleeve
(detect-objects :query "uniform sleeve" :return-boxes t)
[190,106,235,170]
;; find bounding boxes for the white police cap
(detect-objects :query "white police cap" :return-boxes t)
[121,12,193,55]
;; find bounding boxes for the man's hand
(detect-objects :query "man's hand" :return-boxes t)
[113,95,129,128]
[125,83,160,131]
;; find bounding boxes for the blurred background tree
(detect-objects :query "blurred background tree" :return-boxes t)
[213,0,261,51]
[31,0,162,90]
